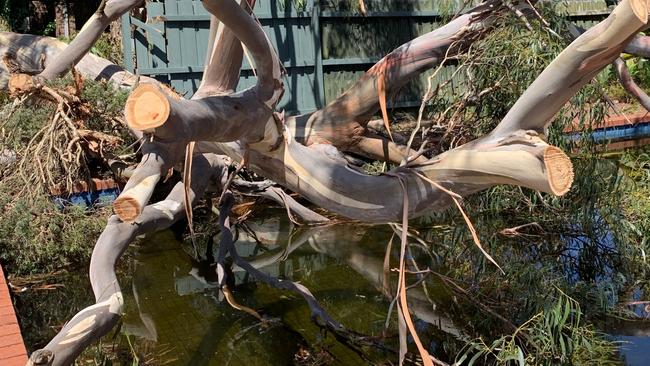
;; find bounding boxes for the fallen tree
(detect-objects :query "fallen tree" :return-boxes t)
[2,0,650,365]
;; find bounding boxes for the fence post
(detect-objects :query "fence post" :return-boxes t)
[311,0,325,109]
[121,14,134,72]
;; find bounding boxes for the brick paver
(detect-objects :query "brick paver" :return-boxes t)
[0,265,27,365]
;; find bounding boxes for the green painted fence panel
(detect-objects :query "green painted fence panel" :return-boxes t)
[121,0,610,115]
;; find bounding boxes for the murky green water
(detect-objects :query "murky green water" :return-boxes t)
[119,218,435,365]
[14,210,650,365]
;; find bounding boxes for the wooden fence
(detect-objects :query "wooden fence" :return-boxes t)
[121,0,610,114]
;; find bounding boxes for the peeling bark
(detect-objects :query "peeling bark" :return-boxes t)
[287,1,501,155]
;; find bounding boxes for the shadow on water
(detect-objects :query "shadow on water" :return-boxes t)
[13,208,650,365]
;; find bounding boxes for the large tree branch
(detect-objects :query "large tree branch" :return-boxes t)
[194,0,647,223]
[0,32,155,89]
[286,1,502,154]
[125,1,497,164]
[199,131,570,222]
[201,0,282,105]
[492,0,649,135]
[124,82,272,142]
[12,1,650,364]
[112,140,187,221]
[195,0,255,98]
[37,0,144,81]
[353,134,428,165]
[8,0,645,226]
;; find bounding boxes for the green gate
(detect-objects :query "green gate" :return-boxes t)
[121,0,610,115]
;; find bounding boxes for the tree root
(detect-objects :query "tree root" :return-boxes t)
[6,79,88,196]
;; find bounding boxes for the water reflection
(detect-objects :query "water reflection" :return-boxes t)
[17,210,649,364]
[118,211,650,365]
[121,213,463,365]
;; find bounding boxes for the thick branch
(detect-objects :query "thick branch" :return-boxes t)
[128,0,643,225]
[124,82,272,142]
[0,33,154,90]
[195,0,255,98]
[201,0,282,104]
[613,57,650,111]
[112,140,186,221]
[37,0,143,81]
[353,134,427,165]
[492,0,649,135]
[288,1,499,150]
[624,34,650,58]
[199,130,571,222]
[21,2,647,364]
[125,0,281,143]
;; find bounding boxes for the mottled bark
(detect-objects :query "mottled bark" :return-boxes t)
[199,131,571,222]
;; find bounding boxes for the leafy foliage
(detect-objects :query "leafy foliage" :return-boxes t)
[0,182,110,275]
[456,290,618,365]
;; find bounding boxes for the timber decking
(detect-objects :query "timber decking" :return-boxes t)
[0,265,28,366]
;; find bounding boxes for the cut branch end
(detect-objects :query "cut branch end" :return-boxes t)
[8,73,35,95]
[125,84,170,132]
[113,195,142,222]
[113,165,163,222]
[543,146,573,196]
[629,0,649,24]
